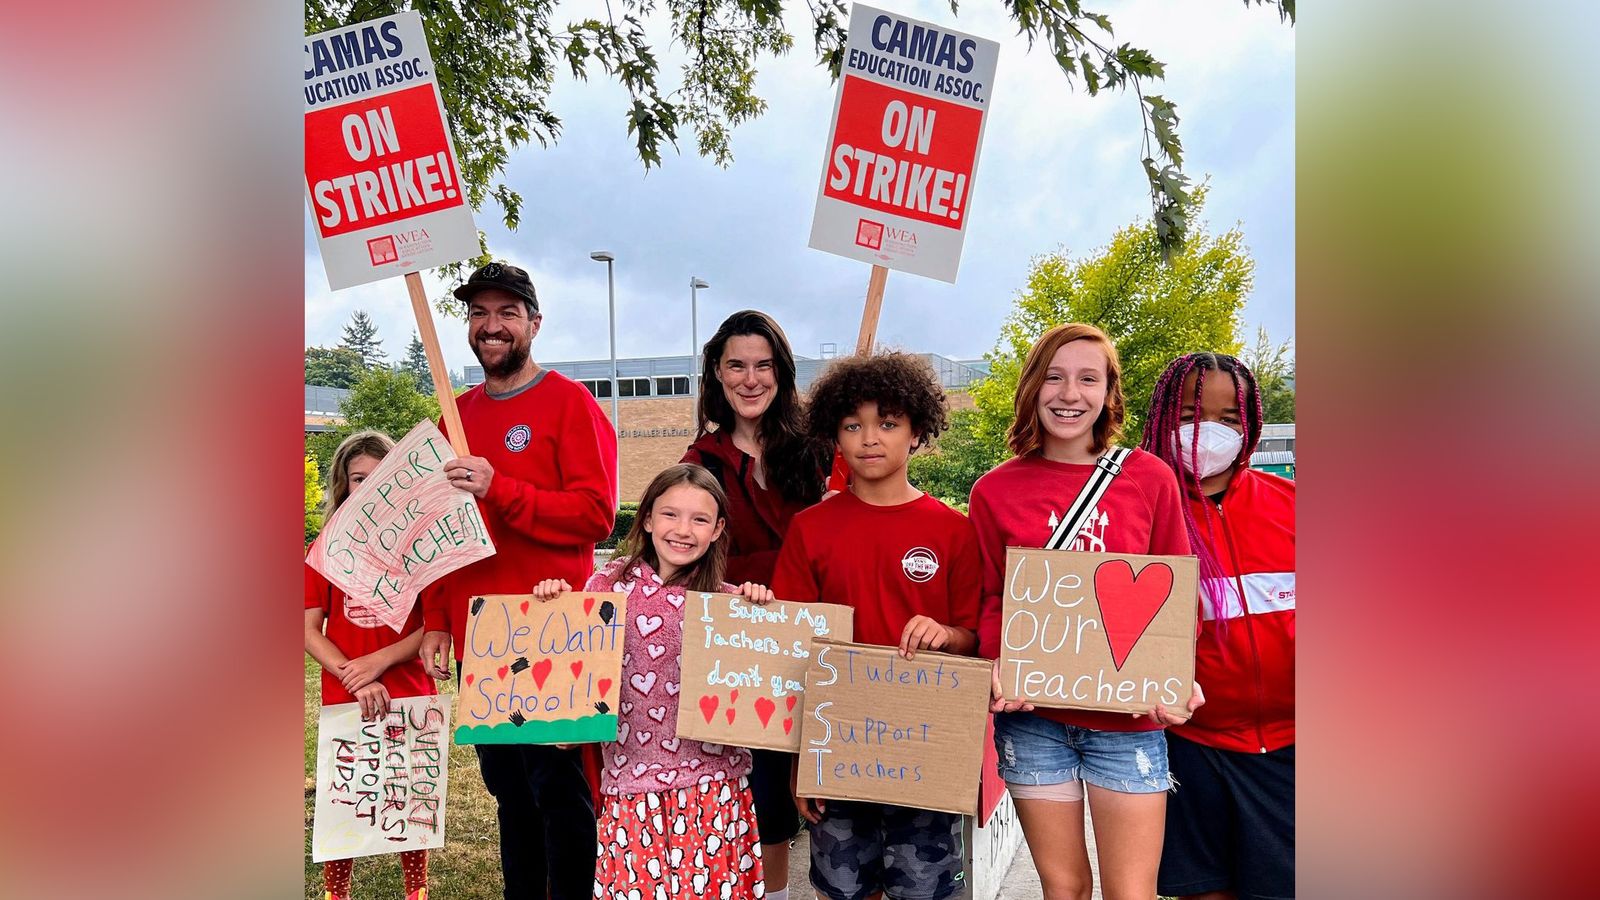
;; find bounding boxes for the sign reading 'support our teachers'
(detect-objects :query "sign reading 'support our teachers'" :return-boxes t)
[807,3,1001,283]
[304,11,480,289]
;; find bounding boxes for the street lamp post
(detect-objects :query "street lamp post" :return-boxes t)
[590,250,620,506]
[689,277,709,398]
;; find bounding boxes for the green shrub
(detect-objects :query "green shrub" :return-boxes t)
[599,502,639,549]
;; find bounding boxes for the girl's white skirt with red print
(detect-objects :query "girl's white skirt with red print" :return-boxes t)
[593,775,764,900]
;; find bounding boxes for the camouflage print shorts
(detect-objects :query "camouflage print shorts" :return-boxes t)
[807,800,964,900]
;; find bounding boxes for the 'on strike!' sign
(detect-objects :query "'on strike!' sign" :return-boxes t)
[808,4,1000,283]
[304,12,479,290]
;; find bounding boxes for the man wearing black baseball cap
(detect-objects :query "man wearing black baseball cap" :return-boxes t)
[419,260,618,900]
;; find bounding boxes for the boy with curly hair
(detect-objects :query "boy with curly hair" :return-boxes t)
[772,351,980,900]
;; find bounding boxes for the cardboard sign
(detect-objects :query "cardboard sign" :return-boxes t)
[998,548,1198,714]
[676,592,855,751]
[808,3,1001,283]
[305,11,480,289]
[311,694,451,862]
[798,640,991,816]
[307,420,495,633]
[456,591,627,744]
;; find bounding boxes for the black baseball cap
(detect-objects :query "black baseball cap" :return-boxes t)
[454,261,539,313]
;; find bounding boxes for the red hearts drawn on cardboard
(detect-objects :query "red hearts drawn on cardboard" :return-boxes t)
[724,707,737,724]
[699,694,719,723]
[520,600,530,614]
[785,696,797,712]
[782,717,793,735]
[531,658,554,689]
[570,661,584,679]
[496,665,508,680]
[729,689,739,704]
[1092,559,1175,670]
[584,596,596,616]
[598,678,613,698]
[754,696,776,728]
[465,674,475,686]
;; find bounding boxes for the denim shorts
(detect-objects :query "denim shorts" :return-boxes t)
[994,711,1171,794]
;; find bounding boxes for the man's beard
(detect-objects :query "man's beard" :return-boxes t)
[473,333,530,379]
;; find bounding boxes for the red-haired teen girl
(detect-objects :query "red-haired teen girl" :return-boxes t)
[969,323,1203,900]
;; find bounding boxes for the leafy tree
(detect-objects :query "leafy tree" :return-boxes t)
[400,331,434,395]
[1243,325,1296,423]
[305,455,325,544]
[304,345,366,388]
[970,189,1252,451]
[339,366,442,443]
[305,0,1294,310]
[907,407,1007,504]
[339,310,387,368]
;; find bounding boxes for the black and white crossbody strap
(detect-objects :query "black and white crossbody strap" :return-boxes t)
[1043,447,1132,550]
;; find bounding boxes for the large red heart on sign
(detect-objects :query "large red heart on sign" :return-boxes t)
[754,696,776,728]
[699,694,719,723]
[531,658,553,689]
[1093,559,1175,670]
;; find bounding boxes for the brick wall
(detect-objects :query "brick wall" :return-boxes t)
[599,390,975,502]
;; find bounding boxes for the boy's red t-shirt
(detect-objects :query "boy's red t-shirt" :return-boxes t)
[305,562,435,707]
[771,491,981,647]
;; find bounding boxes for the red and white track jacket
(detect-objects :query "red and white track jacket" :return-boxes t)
[1174,467,1295,754]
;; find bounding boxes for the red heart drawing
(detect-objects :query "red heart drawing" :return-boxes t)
[725,707,737,724]
[570,661,584,679]
[598,678,613,697]
[730,689,739,704]
[465,674,475,686]
[699,694,719,723]
[754,696,776,728]
[584,596,596,616]
[531,658,554,689]
[785,696,797,711]
[520,600,530,614]
[782,717,793,735]
[1092,559,1176,670]
[497,665,509,680]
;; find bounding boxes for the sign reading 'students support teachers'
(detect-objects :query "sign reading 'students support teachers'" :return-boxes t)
[808,3,1000,283]
[304,12,480,290]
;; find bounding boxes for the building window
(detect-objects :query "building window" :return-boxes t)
[654,376,690,396]
[618,377,651,398]
[580,379,613,399]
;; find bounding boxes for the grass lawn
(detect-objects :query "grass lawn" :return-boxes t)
[304,656,505,899]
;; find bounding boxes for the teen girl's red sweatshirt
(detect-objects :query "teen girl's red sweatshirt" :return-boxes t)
[968,450,1191,733]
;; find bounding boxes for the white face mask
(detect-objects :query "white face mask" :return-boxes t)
[1175,421,1244,479]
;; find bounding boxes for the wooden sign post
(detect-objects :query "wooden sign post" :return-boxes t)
[405,271,469,456]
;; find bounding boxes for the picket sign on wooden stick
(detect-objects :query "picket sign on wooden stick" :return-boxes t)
[405,271,469,457]
[854,264,890,354]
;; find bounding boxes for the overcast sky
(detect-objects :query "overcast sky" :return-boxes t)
[305,0,1293,376]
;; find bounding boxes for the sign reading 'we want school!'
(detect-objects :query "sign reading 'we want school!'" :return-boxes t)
[304,11,479,289]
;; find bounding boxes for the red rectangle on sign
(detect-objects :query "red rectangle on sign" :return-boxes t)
[822,75,982,230]
[305,83,464,238]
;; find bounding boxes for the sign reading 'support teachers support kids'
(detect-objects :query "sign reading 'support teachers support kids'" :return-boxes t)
[677,592,854,752]
[312,694,451,862]
[798,640,991,816]
[999,548,1198,714]
[307,420,495,633]
[456,592,628,745]
[807,3,1000,283]
[304,11,480,289]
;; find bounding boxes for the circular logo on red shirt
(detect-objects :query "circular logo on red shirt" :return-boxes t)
[901,547,939,583]
[505,424,532,452]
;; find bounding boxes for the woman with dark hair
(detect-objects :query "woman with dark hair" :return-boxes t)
[681,309,828,900]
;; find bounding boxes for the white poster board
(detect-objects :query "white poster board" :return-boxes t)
[304,11,480,289]
[311,693,451,861]
[807,3,1001,282]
